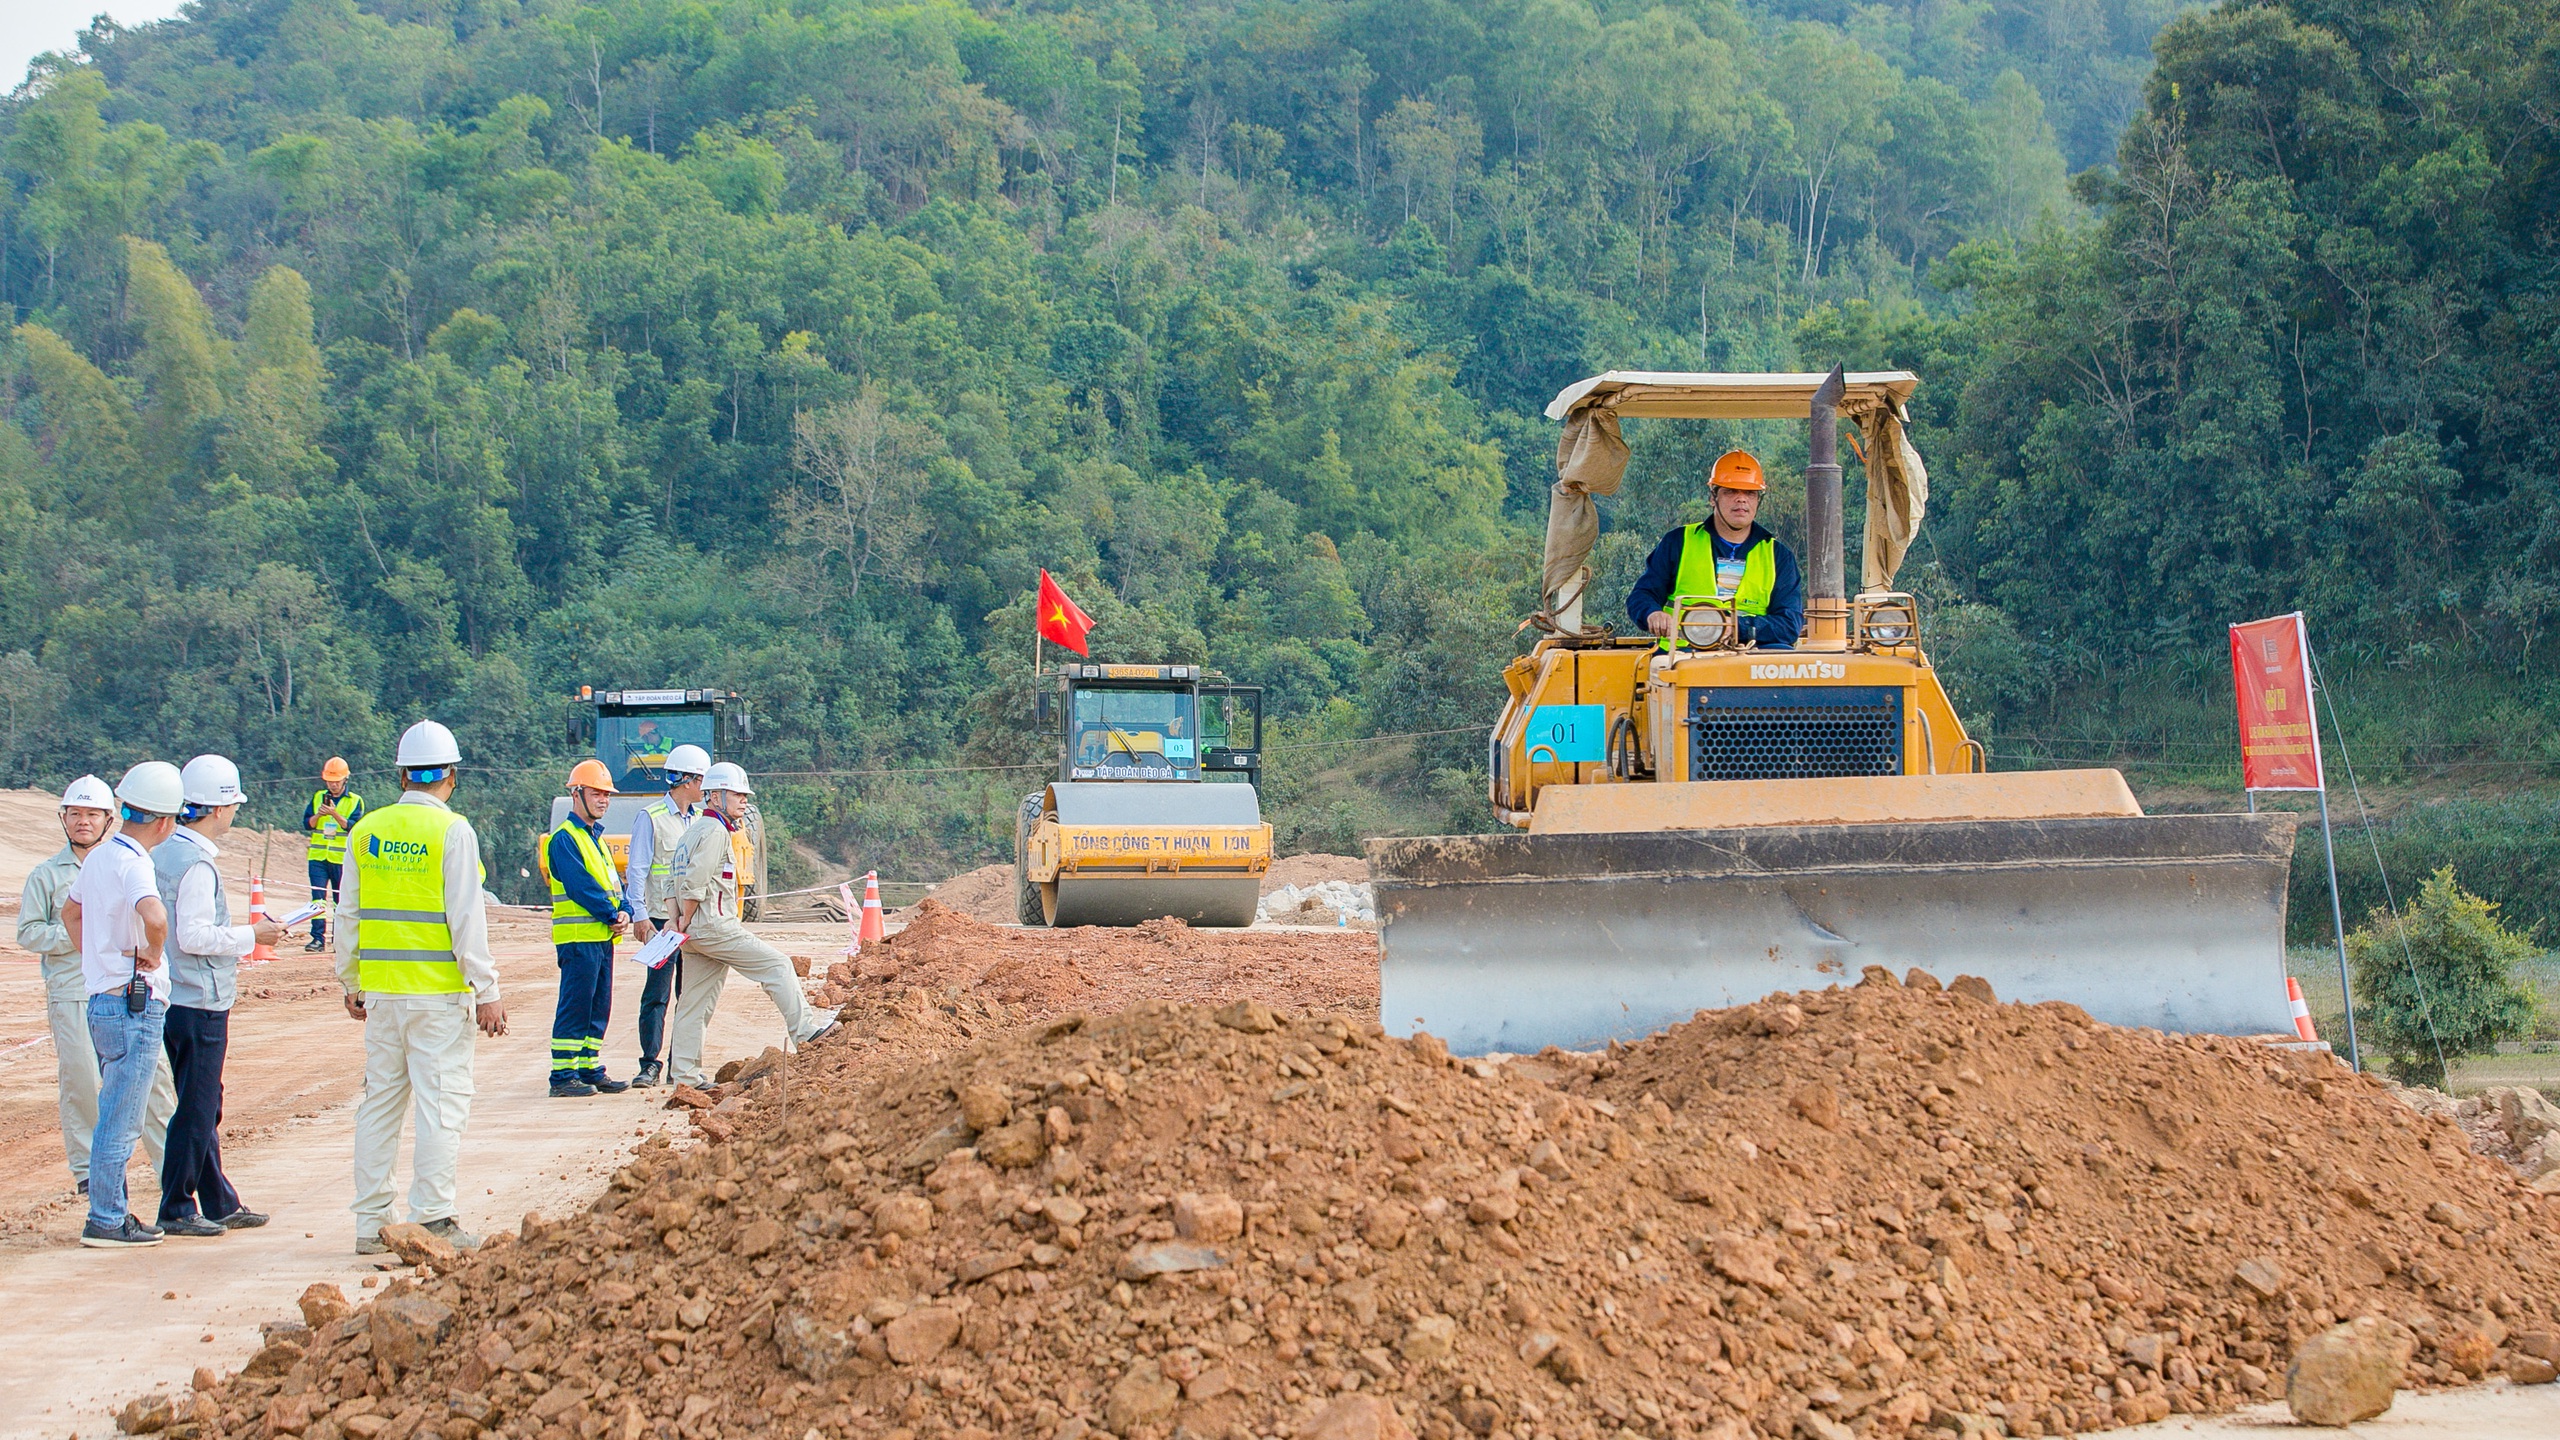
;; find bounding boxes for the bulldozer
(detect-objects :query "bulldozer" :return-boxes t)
[1367,368,2301,1054]
[1014,662,1271,926]
[545,685,768,918]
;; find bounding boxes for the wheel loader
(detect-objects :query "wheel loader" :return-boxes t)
[1367,368,2301,1054]
[1014,663,1271,926]
[543,686,768,917]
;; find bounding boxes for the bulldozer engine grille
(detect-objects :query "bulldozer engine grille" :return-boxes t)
[1687,685,1903,781]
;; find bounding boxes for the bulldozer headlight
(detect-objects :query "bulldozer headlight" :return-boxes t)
[1678,606,1734,649]
[1856,595,1918,647]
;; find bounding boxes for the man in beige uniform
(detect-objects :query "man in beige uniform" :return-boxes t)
[336,720,507,1253]
[664,763,836,1087]
[19,776,176,1194]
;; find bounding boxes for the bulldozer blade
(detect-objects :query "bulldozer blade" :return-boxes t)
[1369,812,2300,1056]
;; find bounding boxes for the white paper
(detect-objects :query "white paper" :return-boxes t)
[629,928,686,969]
[272,902,328,927]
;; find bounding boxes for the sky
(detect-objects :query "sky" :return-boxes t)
[4,1,188,93]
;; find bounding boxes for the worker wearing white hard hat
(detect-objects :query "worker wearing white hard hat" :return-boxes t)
[664,761,837,1088]
[62,762,188,1246]
[624,740,712,1088]
[149,756,284,1237]
[18,778,174,1204]
[335,719,506,1255]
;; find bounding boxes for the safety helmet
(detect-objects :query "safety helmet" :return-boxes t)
[1709,450,1766,492]
[664,743,711,779]
[703,761,754,796]
[61,774,115,811]
[321,756,351,783]
[568,758,619,794]
[395,720,463,773]
[181,754,246,807]
[114,761,186,818]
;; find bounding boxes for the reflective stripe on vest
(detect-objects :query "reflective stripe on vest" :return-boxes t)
[1659,525,1776,650]
[644,800,687,910]
[308,788,362,863]
[349,803,468,994]
[548,818,623,945]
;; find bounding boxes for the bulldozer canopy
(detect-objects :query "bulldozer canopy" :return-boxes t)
[1540,370,1929,624]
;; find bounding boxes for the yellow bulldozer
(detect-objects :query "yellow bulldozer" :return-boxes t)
[544,686,767,917]
[1367,368,2300,1053]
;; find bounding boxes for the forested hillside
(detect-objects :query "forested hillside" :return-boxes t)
[3,0,2556,927]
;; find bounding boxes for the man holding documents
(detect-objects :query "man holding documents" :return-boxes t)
[663,763,835,1087]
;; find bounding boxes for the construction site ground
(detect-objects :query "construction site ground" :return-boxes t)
[2,788,2556,1439]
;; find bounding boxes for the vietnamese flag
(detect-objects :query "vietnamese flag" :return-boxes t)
[1036,570,1095,655]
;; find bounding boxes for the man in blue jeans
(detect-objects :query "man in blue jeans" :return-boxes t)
[61,761,186,1248]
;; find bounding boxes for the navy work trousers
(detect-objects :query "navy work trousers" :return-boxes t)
[551,941,614,1081]
[308,859,343,944]
[159,1004,242,1224]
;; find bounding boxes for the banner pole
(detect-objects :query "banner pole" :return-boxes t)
[2305,628,2360,1072]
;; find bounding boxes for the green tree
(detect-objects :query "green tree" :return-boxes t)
[2346,868,2541,1087]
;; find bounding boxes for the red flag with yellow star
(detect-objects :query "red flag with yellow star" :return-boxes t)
[1036,570,1094,656]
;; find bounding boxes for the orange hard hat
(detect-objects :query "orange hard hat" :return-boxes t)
[568,758,619,794]
[321,756,351,783]
[1709,450,1766,491]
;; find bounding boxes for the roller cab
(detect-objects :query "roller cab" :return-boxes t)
[1369,368,2301,1053]
[1015,663,1272,927]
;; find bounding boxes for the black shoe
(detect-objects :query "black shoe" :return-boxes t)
[161,1215,228,1238]
[631,1062,664,1089]
[81,1216,165,1248]
[216,1209,270,1230]
[549,1078,597,1097]
[303,935,328,952]
[75,1179,88,1197]
[586,1072,631,1094]
[419,1217,481,1250]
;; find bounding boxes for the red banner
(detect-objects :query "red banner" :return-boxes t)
[1037,570,1094,656]
[2229,613,2322,791]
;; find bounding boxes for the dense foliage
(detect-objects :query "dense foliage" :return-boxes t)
[2,0,2554,907]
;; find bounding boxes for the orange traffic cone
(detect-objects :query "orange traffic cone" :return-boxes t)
[839,881,862,956]
[248,876,278,963]
[859,871,887,947]
[2286,976,2317,1042]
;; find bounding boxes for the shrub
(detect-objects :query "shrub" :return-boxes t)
[2346,867,2541,1085]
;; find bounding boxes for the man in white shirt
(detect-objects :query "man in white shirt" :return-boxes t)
[17,776,175,1196]
[61,762,185,1248]
[337,720,507,1254]
[150,756,286,1237]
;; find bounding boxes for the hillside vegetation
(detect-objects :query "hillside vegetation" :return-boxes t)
[3,0,2557,924]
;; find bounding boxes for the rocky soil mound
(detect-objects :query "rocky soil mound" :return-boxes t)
[184,970,2560,1440]
[2391,1083,2560,1184]
[824,900,1376,1018]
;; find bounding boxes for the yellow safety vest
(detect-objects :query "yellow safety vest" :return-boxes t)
[1660,525,1776,650]
[547,818,623,945]
[308,788,364,863]
[349,802,469,995]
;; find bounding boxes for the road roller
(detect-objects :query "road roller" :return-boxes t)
[1014,662,1271,927]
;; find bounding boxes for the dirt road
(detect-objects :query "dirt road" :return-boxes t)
[0,791,835,1437]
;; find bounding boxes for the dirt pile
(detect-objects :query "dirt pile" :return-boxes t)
[2393,1083,2560,1184]
[1262,855,1366,894]
[187,970,2560,1440]
[917,866,1022,926]
[823,899,1376,1017]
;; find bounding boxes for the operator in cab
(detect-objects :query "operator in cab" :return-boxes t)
[1626,449,1803,648]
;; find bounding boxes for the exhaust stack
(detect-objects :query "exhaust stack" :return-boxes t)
[1804,364,1848,645]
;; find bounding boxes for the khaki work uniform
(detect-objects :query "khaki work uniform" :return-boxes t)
[18,845,175,1186]
[334,793,500,1239]
[665,812,831,1087]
